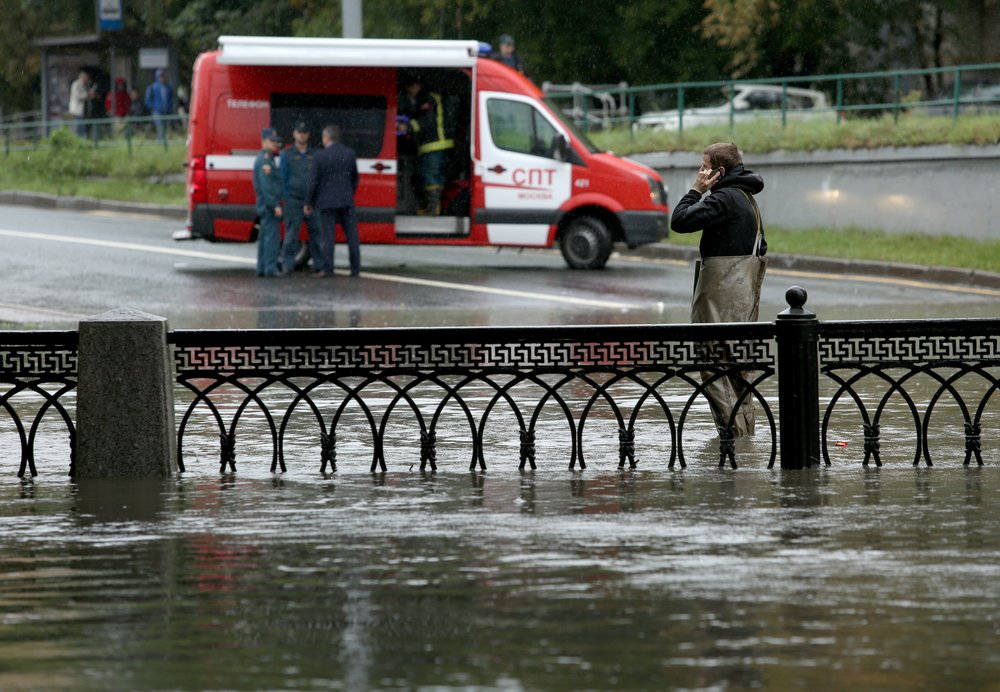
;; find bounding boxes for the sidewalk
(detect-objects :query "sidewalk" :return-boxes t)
[4,190,999,289]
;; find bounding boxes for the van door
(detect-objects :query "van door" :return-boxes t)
[477,92,572,246]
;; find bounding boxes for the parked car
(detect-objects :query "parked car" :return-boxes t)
[633,84,834,131]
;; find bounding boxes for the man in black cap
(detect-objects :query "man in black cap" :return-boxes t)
[280,120,321,273]
[252,127,284,277]
[491,34,526,74]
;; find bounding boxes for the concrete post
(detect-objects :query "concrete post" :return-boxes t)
[75,308,177,477]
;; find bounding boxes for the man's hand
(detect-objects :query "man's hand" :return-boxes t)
[304,205,313,217]
[693,167,722,194]
[274,205,283,219]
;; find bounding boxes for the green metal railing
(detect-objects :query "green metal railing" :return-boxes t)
[547,62,1000,133]
[0,113,186,155]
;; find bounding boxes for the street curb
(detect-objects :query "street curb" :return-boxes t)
[618,243,1000,291]
[3,191,999,289]
[0,190,188,221]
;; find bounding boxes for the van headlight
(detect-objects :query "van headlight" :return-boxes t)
[646,175,667,206]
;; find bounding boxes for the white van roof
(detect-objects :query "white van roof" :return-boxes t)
[217,36,481,68]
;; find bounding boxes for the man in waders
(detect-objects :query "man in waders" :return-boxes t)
[670,142,767,440]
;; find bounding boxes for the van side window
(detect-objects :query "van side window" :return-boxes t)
[271,93,386,158]
[487,98,560,159]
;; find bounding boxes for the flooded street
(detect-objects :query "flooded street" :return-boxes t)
[4,206,1000,688]
[2,463,999,690]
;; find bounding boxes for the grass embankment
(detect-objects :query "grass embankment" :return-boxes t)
[590,112,1000,156]
[0,128,186,205]
[590,113,1000,274]
[2,119,999,272]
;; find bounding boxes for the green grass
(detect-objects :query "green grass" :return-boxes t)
[0,128,186,205]
[667,225,1000,273]
[591,112,1000,156]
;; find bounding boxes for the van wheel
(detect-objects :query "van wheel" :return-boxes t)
[560,217,613,270]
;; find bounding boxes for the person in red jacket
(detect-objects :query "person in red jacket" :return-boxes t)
[105,78,130,136]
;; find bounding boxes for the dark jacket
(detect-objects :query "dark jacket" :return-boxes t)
[305,142,359,210]
[409,91,457,156]
[280,145,316,200]
[670,164,767,259]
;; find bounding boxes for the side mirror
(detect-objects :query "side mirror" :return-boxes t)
[553,134,569,161]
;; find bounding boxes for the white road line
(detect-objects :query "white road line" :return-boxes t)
[0,228,639,310]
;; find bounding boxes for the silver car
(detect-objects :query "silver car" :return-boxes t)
[633,84,834,131]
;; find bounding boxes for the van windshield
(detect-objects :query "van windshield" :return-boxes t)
[543,98,600,153]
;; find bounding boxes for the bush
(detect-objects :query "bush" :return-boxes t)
[24,127,112,178]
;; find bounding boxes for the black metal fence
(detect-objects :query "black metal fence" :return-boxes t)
[0,331,78,477]
[3,288,1000,476]
[170,322,778,474]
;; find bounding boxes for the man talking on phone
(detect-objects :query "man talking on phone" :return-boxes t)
[670,142,767,441]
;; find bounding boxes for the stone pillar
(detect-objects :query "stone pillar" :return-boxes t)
[75,308,177,477]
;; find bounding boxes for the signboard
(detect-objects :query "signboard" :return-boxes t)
[140,48,170,69]
[98,0,123,31]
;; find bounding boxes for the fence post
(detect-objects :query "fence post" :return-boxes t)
[776,286,820,469]
[75,308,177,477]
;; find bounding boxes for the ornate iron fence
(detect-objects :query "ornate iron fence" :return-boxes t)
[0,331,77,477]
[6,289,1000,476]
[819,319,1000,467]
[169,323,778,474]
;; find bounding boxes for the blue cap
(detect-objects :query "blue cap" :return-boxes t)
[261,127,280,140]
[293,119,309,132]
[499,34,514,45]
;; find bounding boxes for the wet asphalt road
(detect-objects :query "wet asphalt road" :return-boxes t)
[0,205,996,329]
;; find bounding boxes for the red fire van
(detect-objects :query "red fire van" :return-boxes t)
[182,36,668,269]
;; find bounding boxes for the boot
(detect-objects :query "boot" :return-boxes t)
[419,185,443,216]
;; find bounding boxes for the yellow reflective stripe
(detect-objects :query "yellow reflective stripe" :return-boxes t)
[418,139,454,154]
[433,92,446,141]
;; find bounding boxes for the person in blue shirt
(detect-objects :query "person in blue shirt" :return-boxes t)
[279,120,322,273]
[252,128,284,277]
[144,69,174,144]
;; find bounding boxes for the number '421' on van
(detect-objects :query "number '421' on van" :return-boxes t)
[181,36,669,270]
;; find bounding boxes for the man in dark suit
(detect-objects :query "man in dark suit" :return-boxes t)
[305,124,361,277]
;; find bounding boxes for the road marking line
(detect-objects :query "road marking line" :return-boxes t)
[0,228,639,310]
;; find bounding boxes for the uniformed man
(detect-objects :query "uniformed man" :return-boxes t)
[402,76,458,216]
[280,120,321,272]
[252,127,284,277]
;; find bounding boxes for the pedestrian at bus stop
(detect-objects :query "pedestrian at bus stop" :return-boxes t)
[68,70,90,137]
[252,128,284,277]
[280,120,322,274]
[144,68,174,145]
[670,142,767,438]
[305,124,361,277]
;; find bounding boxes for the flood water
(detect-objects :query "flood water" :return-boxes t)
[2,461,999,690]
